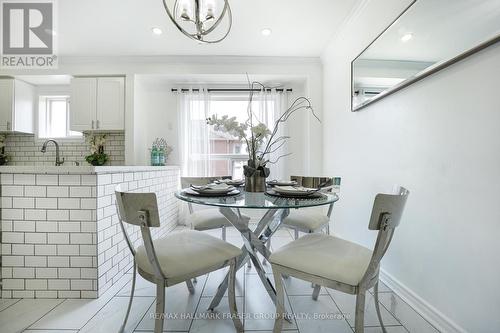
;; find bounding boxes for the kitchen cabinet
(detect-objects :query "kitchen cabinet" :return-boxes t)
[70,76,125,131]
[0,78,35,133]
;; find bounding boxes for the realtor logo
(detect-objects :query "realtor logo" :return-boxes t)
[1,0,57,68]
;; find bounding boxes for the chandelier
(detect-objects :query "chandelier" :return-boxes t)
[161,0,232,44]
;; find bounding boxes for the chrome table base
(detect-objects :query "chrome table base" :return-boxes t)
[208,207,290,311]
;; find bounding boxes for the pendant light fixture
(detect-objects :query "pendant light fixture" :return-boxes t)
[161,0,232,44]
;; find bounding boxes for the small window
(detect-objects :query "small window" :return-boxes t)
[38,96,82,138]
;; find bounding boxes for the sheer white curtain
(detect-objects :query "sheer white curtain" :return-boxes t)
[253,89,289,180]
[178,89,213,177]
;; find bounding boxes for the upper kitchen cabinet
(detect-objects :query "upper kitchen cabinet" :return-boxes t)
[70,76,125,131]
[0,78,35,133]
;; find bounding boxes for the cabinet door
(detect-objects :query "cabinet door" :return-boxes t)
[0,79,14,131]
[96,77,125,130]
[13,79,35,134]
[70,77,97,131]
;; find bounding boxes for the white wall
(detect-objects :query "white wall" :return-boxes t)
[321,0,500,332]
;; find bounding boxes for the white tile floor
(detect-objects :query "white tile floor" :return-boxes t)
[0,225,440,333]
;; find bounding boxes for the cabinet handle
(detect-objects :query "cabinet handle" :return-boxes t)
[7,121,11,131]
[91,120,94,129]
[96,120,100,129]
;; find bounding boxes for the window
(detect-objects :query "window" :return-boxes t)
[38,96,82,138]
[180,92,278,179]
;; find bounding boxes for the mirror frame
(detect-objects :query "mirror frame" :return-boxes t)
[351,0,500,112]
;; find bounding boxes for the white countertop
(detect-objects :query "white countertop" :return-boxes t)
[0,165,179,174]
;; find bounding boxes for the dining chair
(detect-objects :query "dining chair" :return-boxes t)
[281,176,338,238]
[115,187,244,333]
[265,176,338,263]
[181,176,250,241]
[270,186,409,333]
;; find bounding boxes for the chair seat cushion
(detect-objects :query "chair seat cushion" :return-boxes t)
[187,209,249,230]
[282,210,330,231]
[269,233,372,286]
[136,230,242,280]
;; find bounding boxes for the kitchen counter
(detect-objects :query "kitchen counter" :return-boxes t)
[0,165,180,299]
[0,165,179,174]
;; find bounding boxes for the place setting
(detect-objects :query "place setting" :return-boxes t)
[182,182,241,197]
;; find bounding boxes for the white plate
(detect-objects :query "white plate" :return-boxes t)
[190,184,235,194]
[267,180,298,186]
[273,185,317,196]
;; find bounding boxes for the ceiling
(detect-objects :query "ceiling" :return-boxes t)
[56,0,358,57]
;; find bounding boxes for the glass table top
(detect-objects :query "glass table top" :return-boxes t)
[175,189,339,209]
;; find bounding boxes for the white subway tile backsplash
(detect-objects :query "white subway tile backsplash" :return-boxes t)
[3,132,125,166]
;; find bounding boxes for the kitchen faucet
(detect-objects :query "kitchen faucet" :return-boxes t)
[40,139,65,166]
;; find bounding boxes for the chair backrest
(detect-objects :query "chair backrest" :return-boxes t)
[361,186,409,288]
[115,188,161,228]
[180,176,231,188]
[115,186,165,279]
[290,175,340,192]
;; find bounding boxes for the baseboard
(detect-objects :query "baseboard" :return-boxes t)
[379,269,467,333]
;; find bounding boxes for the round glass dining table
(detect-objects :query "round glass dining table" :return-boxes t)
[175,189,339,310]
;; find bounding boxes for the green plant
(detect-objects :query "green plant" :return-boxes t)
[85,134,108,166]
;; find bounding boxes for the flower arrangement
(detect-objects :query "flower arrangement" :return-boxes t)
[207,80,320,190]
[0,134,9,166]
[85,134,108,166]
[151,137,173,166]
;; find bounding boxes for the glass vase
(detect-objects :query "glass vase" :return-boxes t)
[244,170,267,192]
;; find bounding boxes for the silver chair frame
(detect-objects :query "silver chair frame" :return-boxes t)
[115,189,243,333]
[272,187,409,333]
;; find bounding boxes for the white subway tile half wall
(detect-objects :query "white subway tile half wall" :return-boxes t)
[0,167,180,298]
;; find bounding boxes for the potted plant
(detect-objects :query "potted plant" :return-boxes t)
[207,81,320,192]
[85,134,108,166]
[0,134,9,166]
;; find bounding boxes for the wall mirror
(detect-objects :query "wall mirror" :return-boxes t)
[351,0,500,111]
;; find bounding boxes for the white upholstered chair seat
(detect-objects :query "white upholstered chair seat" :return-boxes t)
[188,209,249,230]
[282,210,330,231]
[136,230,242,279]
[269,233,373,286]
